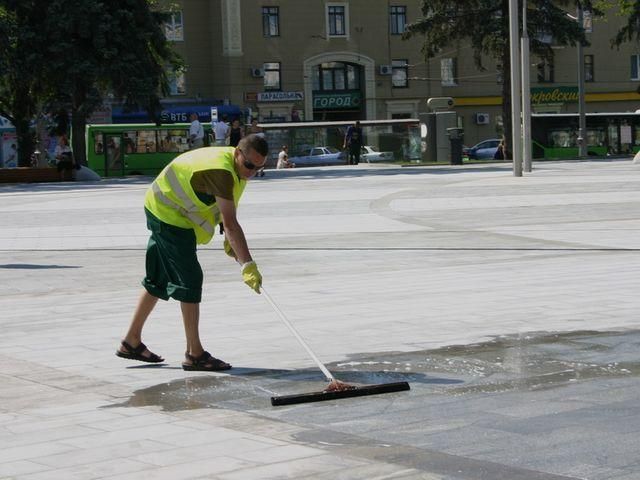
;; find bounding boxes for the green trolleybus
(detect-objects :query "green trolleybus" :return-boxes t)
[531,112,640,159]
[86,123,212,177]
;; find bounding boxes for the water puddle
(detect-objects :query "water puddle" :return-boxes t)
[114,330,640,411]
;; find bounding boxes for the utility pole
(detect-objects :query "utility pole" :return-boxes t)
[521,0,532,172]
[577,3,588,158]
[509,0,522,176]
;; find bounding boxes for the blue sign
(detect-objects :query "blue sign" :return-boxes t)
[112,104,243,124]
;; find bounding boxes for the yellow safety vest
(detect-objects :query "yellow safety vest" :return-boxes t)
[144,147,246,245]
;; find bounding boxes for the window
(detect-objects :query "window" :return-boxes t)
[167,69,186,95]
[159,129,190,153]
[262,7,279,37]
[585,55,594,82]
[390,6,407,35]
[327,4,347,37]
[440,58,457,86]
[392,59,408,88]
[312,62,360,91]
[264,62,281,90]
[631,55,640,80]
[537,58,554,83]
[164,11,183,41]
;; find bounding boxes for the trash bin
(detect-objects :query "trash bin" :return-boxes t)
[447,127,464,165]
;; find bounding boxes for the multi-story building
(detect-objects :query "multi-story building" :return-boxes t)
[159,0,640,146]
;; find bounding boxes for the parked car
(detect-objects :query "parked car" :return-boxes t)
[360,145,394,162]
[288,146,346,167]
[462,138,502,160]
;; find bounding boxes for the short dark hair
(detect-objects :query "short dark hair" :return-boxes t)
[239,134,269,156]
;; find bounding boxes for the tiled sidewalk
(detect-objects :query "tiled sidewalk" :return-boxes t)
[1,160,639,479]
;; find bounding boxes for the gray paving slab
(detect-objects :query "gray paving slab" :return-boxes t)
[1,159,640,479]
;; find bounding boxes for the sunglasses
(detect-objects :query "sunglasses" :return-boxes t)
[240,149,262,170]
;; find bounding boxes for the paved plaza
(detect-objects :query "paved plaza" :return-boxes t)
[1,159,639,479]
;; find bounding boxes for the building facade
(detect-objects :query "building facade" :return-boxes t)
[160,0,640,146]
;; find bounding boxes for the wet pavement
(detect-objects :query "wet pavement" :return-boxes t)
[1,159,640,479]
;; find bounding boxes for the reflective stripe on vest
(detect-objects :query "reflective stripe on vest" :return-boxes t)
[150,167,220,235]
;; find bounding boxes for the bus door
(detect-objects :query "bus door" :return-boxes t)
[104,134,124,177]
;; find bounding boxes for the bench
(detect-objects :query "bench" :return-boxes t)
[0,167,61,184]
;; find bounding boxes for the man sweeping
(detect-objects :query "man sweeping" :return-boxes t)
[116,134,267,371]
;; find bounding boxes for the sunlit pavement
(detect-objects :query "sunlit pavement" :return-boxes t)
[1,159,639,479]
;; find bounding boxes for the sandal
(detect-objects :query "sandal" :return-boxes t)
[182,351,231,371]
[116,340,164,363]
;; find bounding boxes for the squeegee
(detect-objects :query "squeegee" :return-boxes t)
[261,287,410,406]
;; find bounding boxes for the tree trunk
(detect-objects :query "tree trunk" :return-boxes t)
[71,114,87,167]
[12,84,35,167]
[71,85,88,167]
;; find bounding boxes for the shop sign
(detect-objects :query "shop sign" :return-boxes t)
[313,92,362,110]
[257,91,304,102]
[530,87,579,105]
[245,92,258,102]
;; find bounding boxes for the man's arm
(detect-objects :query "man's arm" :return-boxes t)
[217,197,252,264]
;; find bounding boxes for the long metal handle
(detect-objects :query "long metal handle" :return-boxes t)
[261,286,335,382]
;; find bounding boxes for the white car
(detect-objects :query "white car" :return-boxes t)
[360,145,394,162]
[288,146,346,167]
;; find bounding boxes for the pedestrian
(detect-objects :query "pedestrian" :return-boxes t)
[229,118,244,147]
[276,145,294,169]
[54,135,75,180]
[115,134,268,371]
[214,115,230,146]
[188,112,204,149]
[343,120,363,165]
[494,138,505,160]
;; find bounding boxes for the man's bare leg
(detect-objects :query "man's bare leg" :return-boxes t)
[181,302,231,369]
[118,289,162,360]
[181,301,203,357]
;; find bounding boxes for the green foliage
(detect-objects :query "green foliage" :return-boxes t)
[404,0,595,70]
[403,0,599,152]
[0,0,182,166]
[601,0,640,46]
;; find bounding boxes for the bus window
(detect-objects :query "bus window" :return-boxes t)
[135,130,157,153]
[123,131,137,153]
[159,129,189,153]
[93,132,104,154]
[548,128,576,148]
[106,136,122,172]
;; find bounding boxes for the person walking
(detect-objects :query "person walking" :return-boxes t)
[213,115,230,146]
[276,145,294,169]
[115,134,268,371]
[229,118,244,147]
[188,113,204,149]
[343,120,363,165]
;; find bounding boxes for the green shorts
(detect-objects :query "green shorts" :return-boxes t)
[142,208,203,303]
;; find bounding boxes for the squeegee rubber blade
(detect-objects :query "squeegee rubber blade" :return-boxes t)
[270,381,410,406]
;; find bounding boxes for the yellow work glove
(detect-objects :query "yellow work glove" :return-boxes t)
[223,238,236,259]
[241,261,262,294]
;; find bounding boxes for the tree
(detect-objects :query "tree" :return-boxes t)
[0,0,181,167]
[600,0,640,45]
[42,0,182,165]
[0,1,50,166]
[403,0,598,158]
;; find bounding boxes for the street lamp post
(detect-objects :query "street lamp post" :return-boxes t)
[521,1,532,172]
[577,3,588,158]
[509,0,523,177]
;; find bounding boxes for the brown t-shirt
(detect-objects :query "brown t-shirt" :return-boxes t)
[191,169,235,204]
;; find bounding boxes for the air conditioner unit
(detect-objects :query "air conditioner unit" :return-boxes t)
[475,113,490,125]
[250,68,265,78]
[379,65,392,75]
